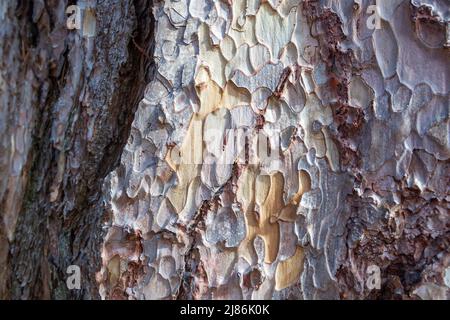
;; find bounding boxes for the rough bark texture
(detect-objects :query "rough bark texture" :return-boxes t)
[0,0,154,299]
[1,0,449,300]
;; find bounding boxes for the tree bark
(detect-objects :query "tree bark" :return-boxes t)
[0,0,154,299]
[1,0,449,300]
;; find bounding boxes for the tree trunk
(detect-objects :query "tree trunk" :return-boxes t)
[1,0,449,300]
[0,0,154,299]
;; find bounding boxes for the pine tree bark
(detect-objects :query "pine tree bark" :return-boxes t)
[1,0,449,300]
[0,0,154,299]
